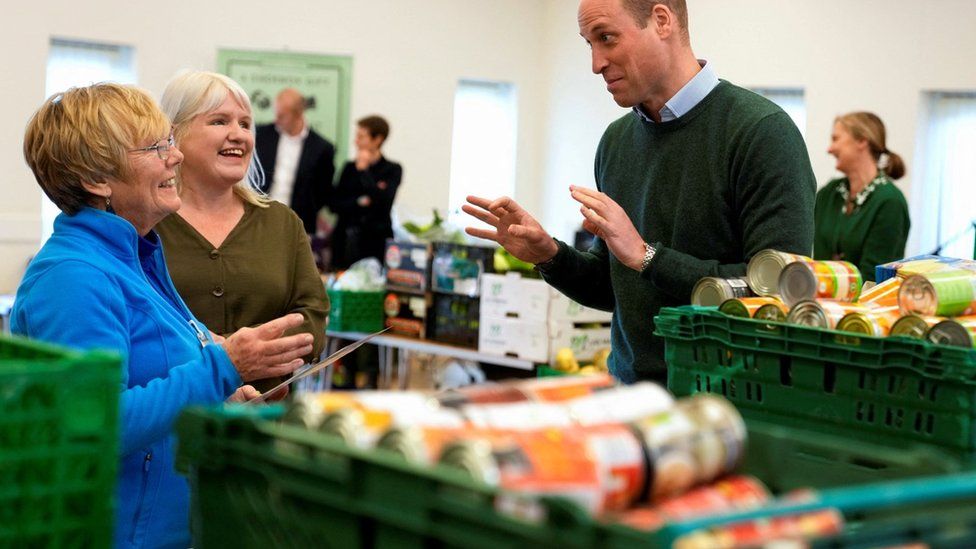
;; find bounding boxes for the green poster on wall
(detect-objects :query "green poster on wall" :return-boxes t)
[217,49,353,175]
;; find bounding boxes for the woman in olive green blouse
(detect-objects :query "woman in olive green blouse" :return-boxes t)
[814,112,910,282]
[156,70,328,393]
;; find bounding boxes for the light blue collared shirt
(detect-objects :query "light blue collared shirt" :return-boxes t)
[633,60,719,123]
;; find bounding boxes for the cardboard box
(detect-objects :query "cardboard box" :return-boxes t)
[479,273,613,324]
[430,242,497,296]
[547,321,612,363]
[478,313,612,364]
[477,317,550,362]
[479,273,550,322]
[383,290,432,339]
[384,240,432,293]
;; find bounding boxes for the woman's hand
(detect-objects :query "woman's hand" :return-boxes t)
[226,385,261,402]
[222,313,312,382]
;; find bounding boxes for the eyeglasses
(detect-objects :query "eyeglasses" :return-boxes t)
[129,133,175,160]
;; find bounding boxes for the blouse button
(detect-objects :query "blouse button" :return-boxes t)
[209,249,220,260]
[212,286,224,297]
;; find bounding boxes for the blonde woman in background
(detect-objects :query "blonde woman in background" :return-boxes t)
[156,70,328,394]
[814,112,910,281]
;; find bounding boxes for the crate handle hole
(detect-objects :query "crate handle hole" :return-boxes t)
[823,363,837,394]
[779,356,793,387]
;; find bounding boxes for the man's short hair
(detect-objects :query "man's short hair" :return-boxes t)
[621,0,689,39]
[277,88,306,115]
[23,83,170,215]
[357,115,390,143]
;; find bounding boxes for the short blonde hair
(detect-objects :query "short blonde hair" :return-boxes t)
[23,83,170,214]
[161,70,268,207]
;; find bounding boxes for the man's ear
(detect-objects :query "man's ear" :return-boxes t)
[81,180,112,198]
[651,4,674,39]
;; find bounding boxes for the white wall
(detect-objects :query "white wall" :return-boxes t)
[0,0,550,293]
[538,0,976,251]
[4,0,976,293]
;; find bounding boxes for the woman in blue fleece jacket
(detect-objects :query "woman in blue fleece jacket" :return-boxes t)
[13,83,314,548]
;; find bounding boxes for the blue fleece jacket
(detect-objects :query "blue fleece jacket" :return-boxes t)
[12,208,242,548]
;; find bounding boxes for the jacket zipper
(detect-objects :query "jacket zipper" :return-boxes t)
[129,451,152,544]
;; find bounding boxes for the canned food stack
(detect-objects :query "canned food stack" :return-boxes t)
[695,250,976,348]
[284,376,768,518]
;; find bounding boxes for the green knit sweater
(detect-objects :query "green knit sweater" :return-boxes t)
[813,176,910,282]
[541,81,815,382]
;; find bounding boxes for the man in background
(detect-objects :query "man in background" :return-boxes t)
[257,88,336,235]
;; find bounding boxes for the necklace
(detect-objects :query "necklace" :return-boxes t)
[837,173,888,214]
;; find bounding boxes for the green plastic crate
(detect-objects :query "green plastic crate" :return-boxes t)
[0,334,121,547]
[176,405,976,548]
[327,289,385,333]
[657,305,976,456]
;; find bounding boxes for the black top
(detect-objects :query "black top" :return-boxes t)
[331,156,403,269]
[255,123,336,233]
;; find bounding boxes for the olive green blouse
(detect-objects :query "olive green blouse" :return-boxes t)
[813,175,910,282]
[156,201,328,391]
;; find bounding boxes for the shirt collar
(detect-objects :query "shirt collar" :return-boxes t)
[633,60,719,123]
[277,122,310,140]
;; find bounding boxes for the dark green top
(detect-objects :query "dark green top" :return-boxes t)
[539,81,815,382]
[156,201,328,391]
[813,175,910,282]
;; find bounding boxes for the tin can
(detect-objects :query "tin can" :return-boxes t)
[283,390,439,429]
[858,276,902,307]
[630,394,746,501]
[674,508,845,549]
[778,260,863,307]
[376,425,470,464]
[746,250,813,297]
[516,374,617,402]
[719,297,786,318]
[692,277,754,307]
[439,427,638,515]
[610,476,770,532]
[437,383,530,408]
[889,314,943,339]
[926,317,976,348]
[318,396,465,448]
[753,302,789,323]
[836,304,902,337]
[462,401,576,430]
[565,382,674,426]
[898,271,976,317]
[786,300,871,330]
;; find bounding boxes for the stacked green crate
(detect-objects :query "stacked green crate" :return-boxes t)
[327,289,385,332]
[176,405,976,548]
[658,305,976,458]
[0,335,121,547]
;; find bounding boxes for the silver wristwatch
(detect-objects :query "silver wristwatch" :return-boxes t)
[640,242,657,272]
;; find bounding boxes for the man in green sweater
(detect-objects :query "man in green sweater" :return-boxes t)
[464,0,815,383]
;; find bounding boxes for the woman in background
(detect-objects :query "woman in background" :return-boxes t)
[156,71,328,393]
[331,115,402,270]
[814,112,910,281]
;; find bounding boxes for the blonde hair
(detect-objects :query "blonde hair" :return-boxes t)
[23,83,170,214]
[160,70,268,207]
[835,112,906,180]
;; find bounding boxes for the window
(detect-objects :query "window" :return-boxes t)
[913,92,976,259]
[42,38,136,243]
[448,80,518,226]
[752,88,806,139]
